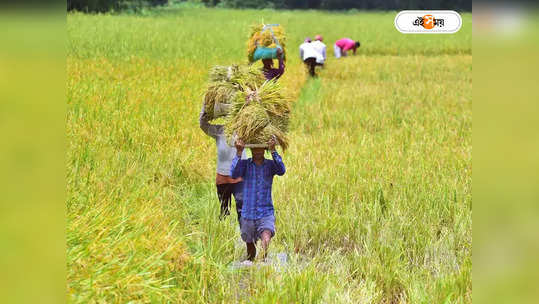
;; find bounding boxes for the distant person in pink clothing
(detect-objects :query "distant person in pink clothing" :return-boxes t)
[334,38,360,58]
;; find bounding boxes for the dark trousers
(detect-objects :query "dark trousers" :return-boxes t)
[216,182,244,227]
[304,57,317,77]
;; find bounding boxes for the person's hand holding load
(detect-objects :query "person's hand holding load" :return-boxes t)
[267,135,277,152]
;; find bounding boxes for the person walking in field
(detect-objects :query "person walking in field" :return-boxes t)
[200,106,247,226]
[311,35,327,67]
[334,38,360,58]
[299,37,323,77]
[261,47,285,80]
[231,137,286,262]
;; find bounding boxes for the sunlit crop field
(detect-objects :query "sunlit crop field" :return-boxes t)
[67,7,471,303]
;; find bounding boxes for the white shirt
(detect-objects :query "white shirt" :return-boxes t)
[200,106,247,175]
[299,42,323,63]
[310,40,327,64]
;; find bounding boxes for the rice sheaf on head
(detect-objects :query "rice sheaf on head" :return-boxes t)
[203,65,265,119]
[203,63,291,150]
[224,79,291,151]
[247,23,287,63]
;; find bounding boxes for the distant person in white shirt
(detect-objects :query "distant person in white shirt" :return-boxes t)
[299,37,323,77]
[311,35,327,67]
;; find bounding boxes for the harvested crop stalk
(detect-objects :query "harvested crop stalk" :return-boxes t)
[202,64,265,120]
[224,79,291,151]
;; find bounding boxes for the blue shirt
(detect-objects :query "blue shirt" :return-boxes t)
[230,151,286,219]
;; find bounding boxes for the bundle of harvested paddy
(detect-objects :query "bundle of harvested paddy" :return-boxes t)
[227,65,265,88]
[225,103,270,142]
[203,64,265,120]
[208,65,239,82]
[224,79,291,150]
[203,82,236,118]
[247,23,287,63]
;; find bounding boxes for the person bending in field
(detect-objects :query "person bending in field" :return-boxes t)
[311,35,327,68]
[334,38,360,59]
[299,37,323,77]
[200,106,247,226]
[261,47,285,80]
[231,137,286,262]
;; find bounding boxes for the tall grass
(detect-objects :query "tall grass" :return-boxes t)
[67,7,471,303]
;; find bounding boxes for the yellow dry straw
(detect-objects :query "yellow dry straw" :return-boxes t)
[203,64,265,120]
[226,103,270,141]
[224,79,291,150]
[203,82,236,118]
[251,124,289,151]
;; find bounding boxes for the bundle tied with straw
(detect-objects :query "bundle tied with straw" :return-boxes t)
[224,79,291,151]
[247,23,287,63]
[203,64,265,120]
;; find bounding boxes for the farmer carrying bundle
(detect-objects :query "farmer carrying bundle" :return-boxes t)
[199,64,266,225]
[203,23,287,122]
[199,78,290,230]
[247,23,286,63]
[247,23,286,81]
[199,23,290,248]
[224,79,291,151]
[202,65,290,149]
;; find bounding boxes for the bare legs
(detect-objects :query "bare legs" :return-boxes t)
[260,230,272,258]
[246,242,256,261]
[245,229,272,261]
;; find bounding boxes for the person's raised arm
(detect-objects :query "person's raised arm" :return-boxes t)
[231,139,247,178]
[276,48,285,78]
[199,104,223,138]
[268,137,285,176]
